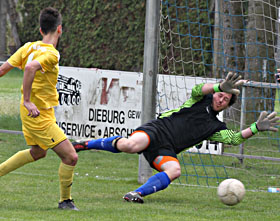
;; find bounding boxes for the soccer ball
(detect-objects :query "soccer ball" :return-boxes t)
[217,178,245,206]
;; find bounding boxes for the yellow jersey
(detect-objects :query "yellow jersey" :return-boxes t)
[8,41,60,109]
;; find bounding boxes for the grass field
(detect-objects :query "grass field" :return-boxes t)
[1,69,280,220]
[0,68,22,131]
[0,133,280,221]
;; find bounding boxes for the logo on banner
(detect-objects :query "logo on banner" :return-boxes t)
[57,75,82,105]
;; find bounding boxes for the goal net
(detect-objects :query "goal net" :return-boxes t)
[158,0,280,190]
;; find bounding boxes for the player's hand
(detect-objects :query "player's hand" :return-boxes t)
[219,72,243,95]
[24,101,40,118]
[256,111,280,132]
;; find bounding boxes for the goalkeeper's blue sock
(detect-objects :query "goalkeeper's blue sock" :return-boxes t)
[135,172,171,196]
[87,136,122,153]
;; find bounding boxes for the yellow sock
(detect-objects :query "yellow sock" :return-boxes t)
[0,149,34,176]
[59,162,75,202]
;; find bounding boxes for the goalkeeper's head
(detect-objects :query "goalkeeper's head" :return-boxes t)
[212,92,237,112]
[228,93,237,106]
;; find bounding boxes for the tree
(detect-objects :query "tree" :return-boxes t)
[213,0,245,77]
[6,0,21,53]
[0,0,7,60]
[0,0,21,60]
[222,0,245,75]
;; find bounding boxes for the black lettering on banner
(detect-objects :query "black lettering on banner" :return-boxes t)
[109,127,114,136]
[88,108,94,121]
[128,110,141,119]
[84,125,90,137]
[113,111,118,123]
[57,120,136,138]
[77,123,83,136]
[103,127,108,137]
[97,109,102,121]
[90,125,96,137]
[66,123,71,136]
[136,111,141,119]
[102,109,107,122]
[107,110,113,123]
[57,121,96,138]
[119,111,125,124]
[87,108,126,124]
[115,127,120,135]
[121,128,127,136]
[59,122,66,131]
[103,126,135,138]
[72,123,77,136]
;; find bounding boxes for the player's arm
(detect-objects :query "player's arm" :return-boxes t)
[0,62,14,77]
[201,72,244,96]
[209,111,280,145]
[161,73,244,118]
[23,60,42,118]
[208,129,246,145]
[168,73,244,112]
[1,45,26,77]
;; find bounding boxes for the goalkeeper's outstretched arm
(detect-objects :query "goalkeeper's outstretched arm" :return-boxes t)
[209,111,280,145]
[242,111,280,138]
[201,72,244,96]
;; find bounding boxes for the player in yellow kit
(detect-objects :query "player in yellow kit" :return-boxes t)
[0,7,78,210]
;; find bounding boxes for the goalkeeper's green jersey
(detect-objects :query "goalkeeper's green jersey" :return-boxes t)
[136,83,246,154]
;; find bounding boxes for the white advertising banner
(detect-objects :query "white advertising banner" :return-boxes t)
[55,67,142,140]
[55,66,221,152]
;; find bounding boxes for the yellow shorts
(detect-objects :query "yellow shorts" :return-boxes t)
[20,104,67,150]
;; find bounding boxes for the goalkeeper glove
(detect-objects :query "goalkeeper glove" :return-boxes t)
[250,111,280,134]
[214,72,243,95]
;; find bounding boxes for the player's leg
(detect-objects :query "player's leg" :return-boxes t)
[72,131,150,154]
[52,139,78,211]
[0,145,47,176]
[124,156,180,203]
[116,131,150,153]
[33,107,79,210]
[30,145,48,160]
[72,135,122,153]
[0,104,46,176]
[0,114,48,177]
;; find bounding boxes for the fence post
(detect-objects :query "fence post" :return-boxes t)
[138,0,160,184]
[239,86,246,163]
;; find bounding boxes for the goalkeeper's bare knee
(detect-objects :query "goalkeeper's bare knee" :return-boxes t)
[117,138,145,153]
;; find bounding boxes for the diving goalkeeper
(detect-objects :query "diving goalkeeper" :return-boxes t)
[73,72,280,203]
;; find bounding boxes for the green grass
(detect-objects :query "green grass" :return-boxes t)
[1,133,280,221]
[0,68,22,130]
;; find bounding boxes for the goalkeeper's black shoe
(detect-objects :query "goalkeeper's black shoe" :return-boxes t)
[58,199,79,211]
[72,141,89,152]
[123,191,144,204]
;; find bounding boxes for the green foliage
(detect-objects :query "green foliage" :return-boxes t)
[16,1,213,75]
[17,0,145,71]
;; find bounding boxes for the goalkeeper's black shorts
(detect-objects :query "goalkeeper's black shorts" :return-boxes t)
[135,126,177,171]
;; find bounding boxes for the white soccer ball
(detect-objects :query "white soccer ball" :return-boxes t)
[217,178,245,206]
